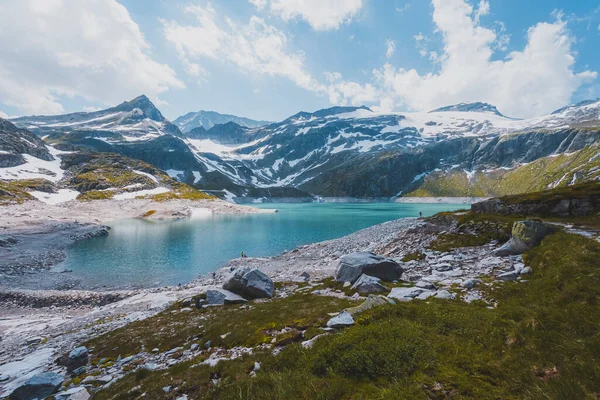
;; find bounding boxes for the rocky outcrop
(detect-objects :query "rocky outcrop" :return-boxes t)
[494,220,556,256]
[335,252,403,284]
[0,118,53,167]
[472,183,600,217]
[326,311,355,328]
[9,372,64,400]
[222,267,274,299]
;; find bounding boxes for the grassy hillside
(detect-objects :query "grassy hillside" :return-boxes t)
[406,143,600,198]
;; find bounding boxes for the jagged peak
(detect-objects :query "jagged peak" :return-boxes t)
[430,102,505,117]
[285,105,372,122]
[114,94,165,122]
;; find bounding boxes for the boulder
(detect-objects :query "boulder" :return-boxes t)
[67,346,88,373]
[497,270,519,281]
[326,311,355,328]
[334,252,403,284]
[388,287,432,301]
[55,387,91,400]
[9,372,64,400]
[223,267,274,299]
[435,290,456,300]
[415,281,437,290]
[351,274,387,294]
[206,289,247,305]
[494,220,556,256]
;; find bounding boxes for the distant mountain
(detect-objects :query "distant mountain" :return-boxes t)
[11,95,182,141]
[0,118,53,167]
[173,110,271,132]
[6,97,600,202]
[430,102,506,117]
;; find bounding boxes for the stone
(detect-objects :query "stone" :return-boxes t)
[55,387,90,400]
[432,263,452,272]
[163,386,172,393]
[415,281,437,290]
[96,375,113,384]
[9,372,64,400]
[435,290,456,300]
[67,346,88,373]
[520,266,533,275]
[345,294,392,316]
[497,270,519,281]
[334,252,404,283]
[71,366,87,376]
[292,271,311,283]
[25,336,43,346]
[351,274,387,294]
[205,340,212,349]
[181,298,192,307]
[253,362,261,371]
[206,289,248,305]
[388,287,431,301]
[494,220,556,256]
[416,291,436,300]
[460,279,480,289]
[223,267,274,299]
[326,311,355,328]
[0,374,9,382]
[190,343,199,351]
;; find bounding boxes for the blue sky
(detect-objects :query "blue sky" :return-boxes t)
[1,0,599,121]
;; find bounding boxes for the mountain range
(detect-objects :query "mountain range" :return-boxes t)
[173,110,271,132]
[5,95,600,203]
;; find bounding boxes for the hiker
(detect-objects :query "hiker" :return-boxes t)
[241,251,247,258]
[419,211,423,217]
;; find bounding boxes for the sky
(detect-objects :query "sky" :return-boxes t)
[1,0,600,122]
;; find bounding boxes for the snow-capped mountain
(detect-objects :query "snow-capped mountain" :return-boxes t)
[11,95,181,142]
[173,110,271,132]
[6,97,600,201]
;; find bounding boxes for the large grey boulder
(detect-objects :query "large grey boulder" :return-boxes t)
[206,289,248,305]
[351,274,387,294]
[67,346,88,373]
[223,267,274,299]
[326,311,355,328]
[345,294,393,316]
[494,220,556,256]
[334,252,403,284]
[9,372,64,400]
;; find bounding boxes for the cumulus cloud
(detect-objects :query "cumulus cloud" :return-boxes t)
[0,0,183,116]
[0,110,8,119]
[385,39,396,58]
[334,0,597,118]
[163,5,323,94]
[254,0,363,31]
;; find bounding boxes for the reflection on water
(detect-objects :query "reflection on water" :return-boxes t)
[57,202,468,289]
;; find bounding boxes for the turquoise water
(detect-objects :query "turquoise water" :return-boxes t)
[57,203,467,289]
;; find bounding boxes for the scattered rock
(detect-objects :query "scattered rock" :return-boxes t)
[435,290,456,300]
[55,387,91,400]
[190,343,199,351]
[497,270,519,281]
[223,267,274,299]
[351,274,387,294]
[206,288,248,305]
[432,263,452,272]
[387,287,430,301]
[326,311,355,328]
[25,336,43,346]
[415,281,437,290]
[67,346,89,373]
[9,372,64,400]
[494,220,556,256]
[460,279,480,289]
[520,266,533,275]
[334,252,404,283]
[0,374,10,382]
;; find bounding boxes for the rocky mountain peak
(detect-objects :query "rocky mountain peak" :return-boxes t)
[430,102,505,117]
[114,95,165,122]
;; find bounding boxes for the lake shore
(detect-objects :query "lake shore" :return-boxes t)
[394,196,488,204]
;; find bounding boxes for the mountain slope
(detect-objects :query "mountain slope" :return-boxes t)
[173,110,271,132]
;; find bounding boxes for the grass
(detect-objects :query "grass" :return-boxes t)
[148,182,214,202]
[0,179,55,204]
[87,200,600,400]
[76,190,115,201]
[402,251,426,262]
[85,294,355,361]
[142,209,157,218]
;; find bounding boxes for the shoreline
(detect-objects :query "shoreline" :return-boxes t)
[393,196,488,204]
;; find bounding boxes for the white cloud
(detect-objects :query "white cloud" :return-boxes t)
[396,4,411,13]
[266,0,363,31]
[0,0,183,116]
[248,0,267,11]
[82,106,103,112]
[385,39,396,58]
[0,110,8,119]
[163,5,324,94]
[473,0,490,24]
[338,0,597,118]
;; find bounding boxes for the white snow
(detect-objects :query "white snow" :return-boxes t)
[29,189,80,204]
[0,347,57,397]
[191,207,213,218]
[166,169,184,180]
[0,154,64,182]
[192,171,202,183]
[222,189,237,203]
